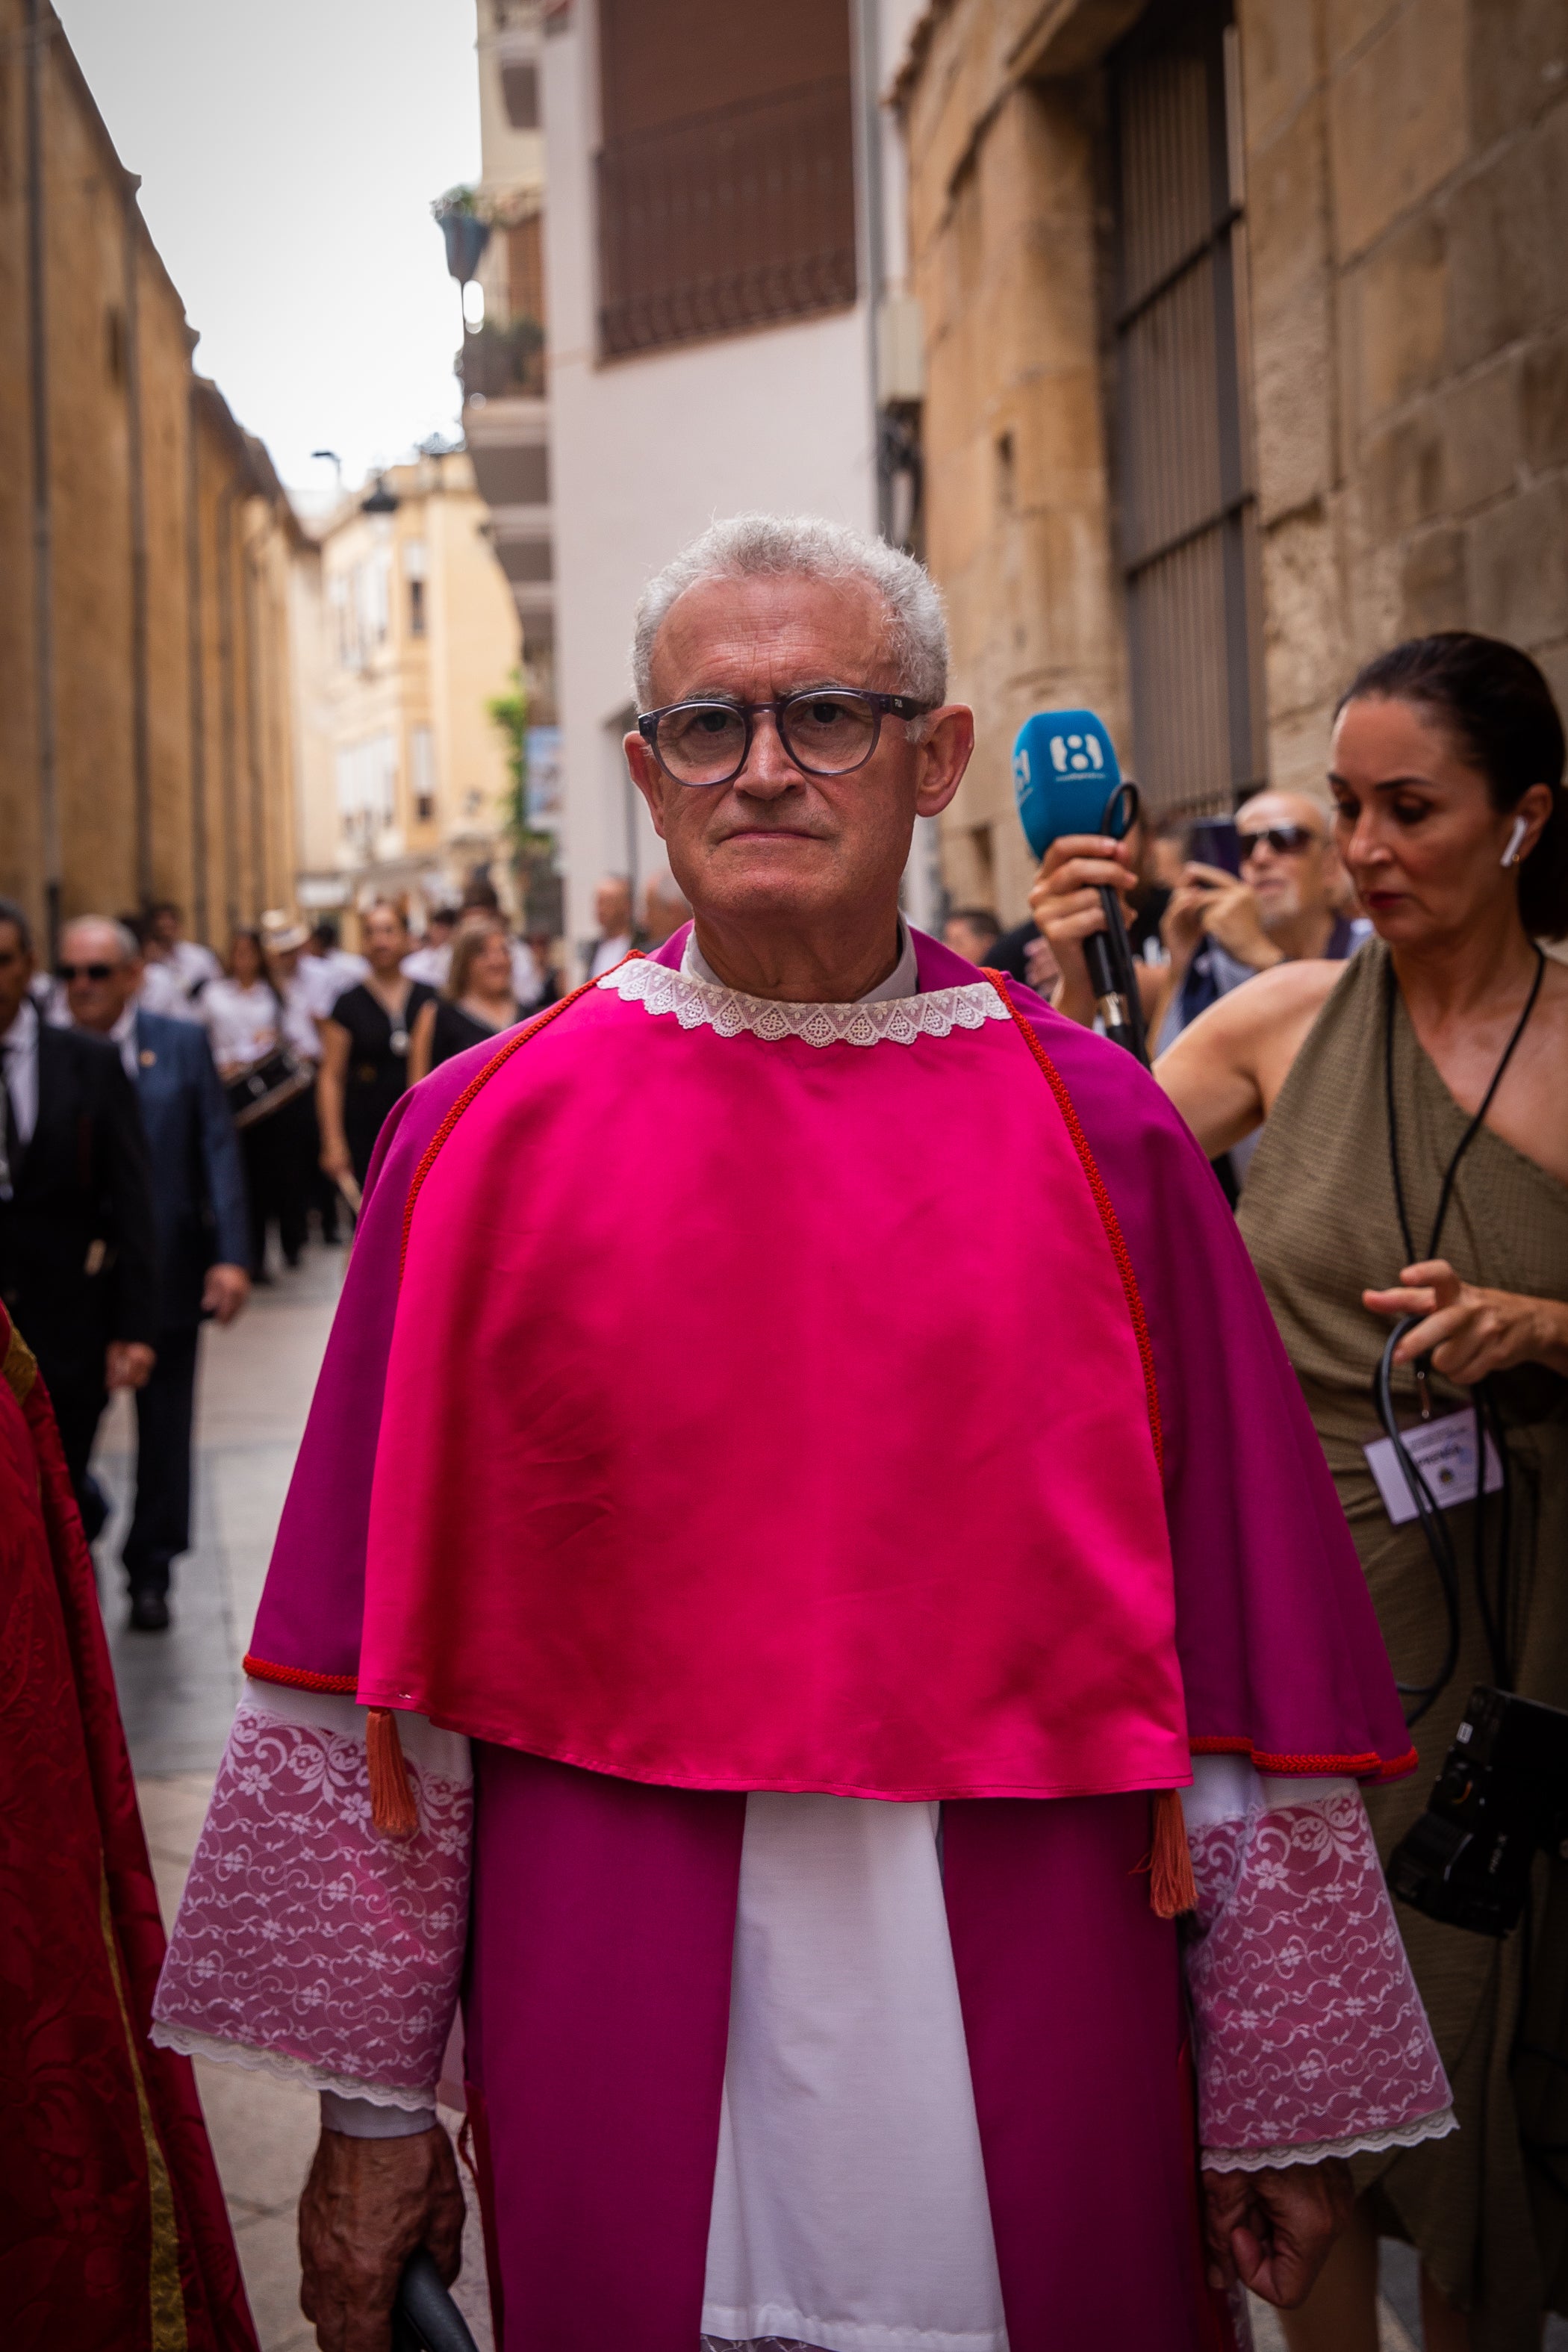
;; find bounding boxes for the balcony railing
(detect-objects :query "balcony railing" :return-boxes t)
[597,77,857,359]
[460,317,546,401]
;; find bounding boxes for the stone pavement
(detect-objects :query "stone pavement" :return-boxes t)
[93,1244,493,2352]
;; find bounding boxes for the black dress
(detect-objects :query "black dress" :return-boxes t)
[330,981,435,1184]
[428,998,510,1071]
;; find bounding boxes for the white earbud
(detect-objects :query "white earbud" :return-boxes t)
[1502,813,1528,868]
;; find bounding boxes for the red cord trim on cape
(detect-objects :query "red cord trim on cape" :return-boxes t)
[986,972,1163,1475]
[398,968,613,1284]
[242,1653,358,1695]
[1190,1734,1419,1782]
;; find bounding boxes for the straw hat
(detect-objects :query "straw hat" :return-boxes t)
[259,909,308,954]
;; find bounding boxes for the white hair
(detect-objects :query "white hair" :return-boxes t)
[62,915,140,964]
[631,514,948,713]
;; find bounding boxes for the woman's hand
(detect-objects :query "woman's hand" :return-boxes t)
[320,1140,353,1184]
[1364,1259,1568,1383]
[1026,834,1139,1024]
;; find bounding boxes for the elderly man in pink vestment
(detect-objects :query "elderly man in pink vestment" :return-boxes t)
[153,517,1452,2352]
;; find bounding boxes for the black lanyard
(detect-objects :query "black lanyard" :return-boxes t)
[1384,945,1546,1273]
[1380,945,1544,1714]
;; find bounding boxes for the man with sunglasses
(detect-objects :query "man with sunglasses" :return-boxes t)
[60,916,249,1630]
[157,519,1448,2352]
[0,900,158,1539]
[1153,791,1366,1051]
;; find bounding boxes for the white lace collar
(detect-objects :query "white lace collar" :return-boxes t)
[595,939,1011,1049]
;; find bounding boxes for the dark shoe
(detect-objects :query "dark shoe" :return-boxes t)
[128,1590,170,1632]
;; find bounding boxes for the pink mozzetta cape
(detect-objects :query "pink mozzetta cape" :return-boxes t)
[245,930,1416,1793]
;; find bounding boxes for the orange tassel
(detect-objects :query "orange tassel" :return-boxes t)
[367,1708,419,1838]
[1149,1787,1196,1919]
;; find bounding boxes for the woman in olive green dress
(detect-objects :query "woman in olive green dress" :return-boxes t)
[1035,633,1568,2352]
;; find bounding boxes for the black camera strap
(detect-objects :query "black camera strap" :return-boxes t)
[1380,948,1545,1717]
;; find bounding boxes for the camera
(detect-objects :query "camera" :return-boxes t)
[1389,1686,1568,1938]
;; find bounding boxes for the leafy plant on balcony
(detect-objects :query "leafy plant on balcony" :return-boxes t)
[488,668,551,860]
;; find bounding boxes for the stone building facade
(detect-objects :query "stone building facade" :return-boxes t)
[295,450,525,930]
[0,2,303,953]
[896,0,1568,921]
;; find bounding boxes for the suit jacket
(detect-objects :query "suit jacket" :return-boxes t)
[0,1024,158,1394]
[133,1009,249,1331]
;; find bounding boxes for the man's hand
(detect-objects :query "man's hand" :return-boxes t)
[1202,2160,1354,2308]
[106,1340,155,1390]
[320,1141,354,1183]
[1162,865,1281,980]
[299,2126,464,2352]
[202,1263,251,1325]
[1364,1259,1568,1383]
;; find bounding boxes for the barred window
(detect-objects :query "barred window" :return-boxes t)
[1112,0,1263,819]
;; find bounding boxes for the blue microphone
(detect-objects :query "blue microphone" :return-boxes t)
[1012,708,1130,859]
[1011,706,1148,1064]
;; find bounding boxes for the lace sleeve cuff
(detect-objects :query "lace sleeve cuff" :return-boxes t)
[1183,1769,1452,2171]
[152,1694,472,2108]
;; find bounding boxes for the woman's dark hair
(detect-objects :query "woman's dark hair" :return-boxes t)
[1336,632,1568,939]
[229,927,285,1019]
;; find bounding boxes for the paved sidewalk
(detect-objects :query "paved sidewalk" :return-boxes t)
[94,1245,492,2352]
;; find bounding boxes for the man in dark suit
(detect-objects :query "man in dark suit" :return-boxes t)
[61,916,250,1631]
[0,899,159,1539]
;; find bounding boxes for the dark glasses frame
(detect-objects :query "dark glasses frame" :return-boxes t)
[1237,824,1321,858]
[636,688,932,788]
[57,961,119,981]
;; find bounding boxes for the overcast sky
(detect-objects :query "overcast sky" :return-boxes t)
[58,0,482,501]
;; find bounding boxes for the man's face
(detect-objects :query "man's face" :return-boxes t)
[625,573,972,939]
[149,909,179,948]
[1234,791,1337,930]
[0,921,34,1031]
[594,879,632,936]
[60,922,140,1032]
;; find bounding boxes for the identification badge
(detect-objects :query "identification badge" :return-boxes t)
[1364,1406,1503,1526]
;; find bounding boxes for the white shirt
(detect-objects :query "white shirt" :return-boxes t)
[0,996,40,1157]
[588,930,633,980]
[108,1002,139,1084]
[141,939,221,1023]
[401,942,449,987]
[297,949,370,1023]
[200,980,284,1070]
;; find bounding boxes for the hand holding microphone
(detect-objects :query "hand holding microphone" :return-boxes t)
[1013,708,1150,1063]
[1027,833,1142,1026]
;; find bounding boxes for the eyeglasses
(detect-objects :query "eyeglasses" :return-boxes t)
[1238,824,1321,859]
[57,962,118,982]
[637,688,930,788]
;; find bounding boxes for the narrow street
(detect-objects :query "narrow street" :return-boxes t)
[91,1244,493,2352]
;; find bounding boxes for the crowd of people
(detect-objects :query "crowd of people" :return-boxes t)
[0,880,553,1636]
[2,512,1565,2352]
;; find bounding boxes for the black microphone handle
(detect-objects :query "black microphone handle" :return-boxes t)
[392,2250,481,2352]
[1084,900,1149,1065]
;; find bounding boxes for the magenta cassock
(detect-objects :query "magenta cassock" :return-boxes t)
[243,927,1414,2350]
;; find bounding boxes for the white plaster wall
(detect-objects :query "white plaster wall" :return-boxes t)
[542,7,881,954]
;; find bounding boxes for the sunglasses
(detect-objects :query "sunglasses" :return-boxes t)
[57,962,119,982]
[638,688,930,788]
[1237,824,1320,858]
